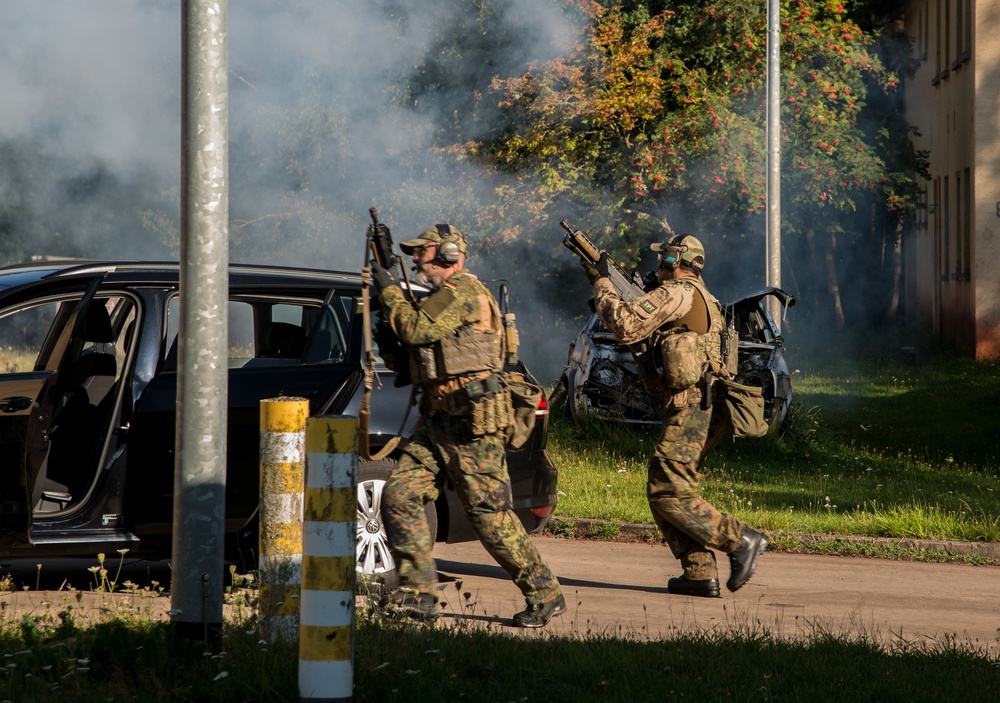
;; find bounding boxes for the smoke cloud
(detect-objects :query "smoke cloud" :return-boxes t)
[0,0,587,383]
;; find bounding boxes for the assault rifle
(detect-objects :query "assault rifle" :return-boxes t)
[359,208,415,461]
[362,207,412,387]
[560,220,646,302]
[367,207,403,284]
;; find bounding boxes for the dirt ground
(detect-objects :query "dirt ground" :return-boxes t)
[4,535,998,656]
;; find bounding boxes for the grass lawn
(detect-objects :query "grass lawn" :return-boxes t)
[546,352,1000,549]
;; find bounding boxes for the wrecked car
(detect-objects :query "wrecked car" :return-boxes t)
[562,287,794,431]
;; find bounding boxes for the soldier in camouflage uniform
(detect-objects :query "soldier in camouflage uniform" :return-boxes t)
[370,224,565,627]
[582,234,768,597]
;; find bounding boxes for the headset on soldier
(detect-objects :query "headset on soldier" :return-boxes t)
[431,223,464,266]
[654,234,705,273]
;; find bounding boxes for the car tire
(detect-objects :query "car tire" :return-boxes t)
[356,458,437,594]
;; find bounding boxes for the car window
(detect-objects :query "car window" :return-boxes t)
[164,299,258,368]
[162,292,356,369]
[0,295,135,374]
[0,300,60,373]
[300,294,354,365]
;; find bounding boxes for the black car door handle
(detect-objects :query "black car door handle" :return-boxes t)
[0,396,33,413]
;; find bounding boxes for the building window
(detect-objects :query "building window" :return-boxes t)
[942,175,951,281]
[916,184,928,230]
[952,0,971,69]
[918,0,928,62]
[934,0,951,83]
[955,170,963,278]
[962,167,971,281]
[962,0,971,64]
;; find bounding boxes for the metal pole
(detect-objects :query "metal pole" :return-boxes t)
[172,0,229,643]
[259,397,310,643]
[299,416,358,703]
[766,0,782,329]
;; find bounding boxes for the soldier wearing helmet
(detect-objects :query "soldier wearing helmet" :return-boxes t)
[581,232,768,597]
[370,224,565,627]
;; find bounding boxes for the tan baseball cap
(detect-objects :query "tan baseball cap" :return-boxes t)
[399,224,467,255]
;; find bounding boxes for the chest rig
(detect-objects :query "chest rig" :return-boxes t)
[638,278,737,391]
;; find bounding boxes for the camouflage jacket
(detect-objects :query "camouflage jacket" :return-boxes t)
[593,275,699,344]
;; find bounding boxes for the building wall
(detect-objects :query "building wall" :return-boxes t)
[902,0,997,355]
[973,0,1000,358]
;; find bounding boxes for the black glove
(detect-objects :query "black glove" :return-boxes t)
[642,268,659,292]
[581,259,600,285]
[370,262,397,293]
[596,252,611,280]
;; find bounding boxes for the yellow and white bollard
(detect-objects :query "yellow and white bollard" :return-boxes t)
[258,397,310,643]
[299,416,358,702]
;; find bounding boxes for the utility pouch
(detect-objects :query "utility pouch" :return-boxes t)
[501,372,542,449]
[503,313,520,366]
[658,329,702,390]
[469,387,513,437]
[716,378,768,439]
[465,373,501,401]
[720,326,739,377]
[410,346,439,384]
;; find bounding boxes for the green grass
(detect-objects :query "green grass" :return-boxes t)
[547,353,1000,545]
[0,606,997,703]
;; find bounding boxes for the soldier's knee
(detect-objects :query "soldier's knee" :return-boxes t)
[383,480,423,515]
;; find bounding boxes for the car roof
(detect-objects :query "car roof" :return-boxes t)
[723,286,796,310]
[0,259,365,291]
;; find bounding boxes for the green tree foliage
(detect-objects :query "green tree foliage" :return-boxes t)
[462,0,927,327]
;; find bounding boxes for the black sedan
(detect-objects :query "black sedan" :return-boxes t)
[0,260,557,586]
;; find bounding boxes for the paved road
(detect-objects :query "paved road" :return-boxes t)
[431,536,1000,654]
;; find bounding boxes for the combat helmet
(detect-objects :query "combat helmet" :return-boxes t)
[650,234,705,273]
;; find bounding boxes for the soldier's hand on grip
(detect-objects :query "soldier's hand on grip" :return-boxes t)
[371,261,398,293]
[596,252,611,280]
[581,259,601,285]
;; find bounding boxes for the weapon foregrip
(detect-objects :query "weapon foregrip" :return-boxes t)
[571,233,601,264]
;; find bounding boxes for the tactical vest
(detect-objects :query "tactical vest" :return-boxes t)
[648,277,737,391]
[408,274,506,386]
[410,274,528,440]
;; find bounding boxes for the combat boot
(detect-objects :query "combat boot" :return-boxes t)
[386,588,439,621]
[726,527,768,592]
[667,575,721,598]
[512,593,566,628]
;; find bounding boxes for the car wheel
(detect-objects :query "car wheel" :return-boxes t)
[356,458,437,594]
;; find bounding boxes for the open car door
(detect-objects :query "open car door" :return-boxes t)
[0,276,103,546]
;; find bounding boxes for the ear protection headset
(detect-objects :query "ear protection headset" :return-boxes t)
[433,224,464,265]
[658,235,689,271]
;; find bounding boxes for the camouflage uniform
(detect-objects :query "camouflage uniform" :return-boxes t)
[593,274,745,581]
[378,270,562,605]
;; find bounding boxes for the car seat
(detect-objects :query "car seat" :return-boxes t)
[260,322,306,359]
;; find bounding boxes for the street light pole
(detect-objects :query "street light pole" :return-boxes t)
[173,0,229,643]
[766,0,782,329]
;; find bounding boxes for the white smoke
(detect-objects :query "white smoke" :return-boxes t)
[0,0,584,382]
